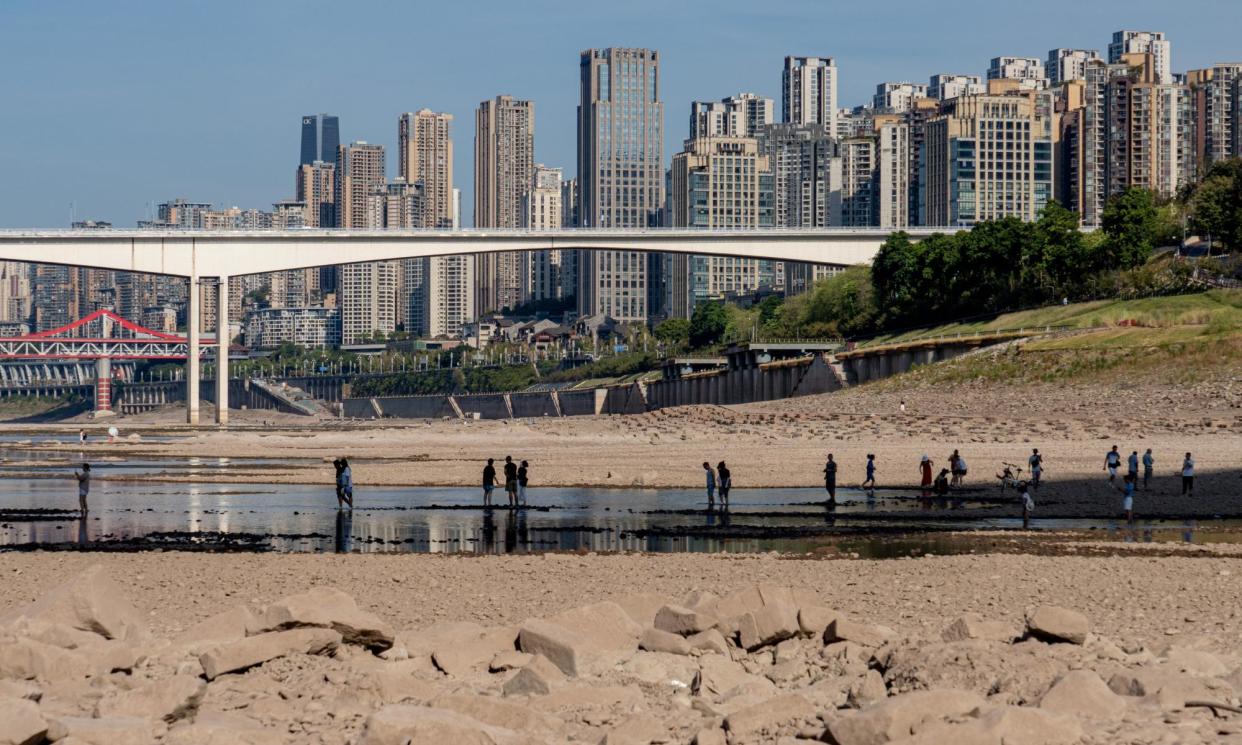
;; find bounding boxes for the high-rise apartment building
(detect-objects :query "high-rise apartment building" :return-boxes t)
[1187,64,1242,175]
[874,117,911,228]
[0,262,32,323]
[758,123,839,294]
[922,93,1054,226]
[839,137,875,227]
[987,57,1048,89]
[874,82,928,113]
[1109,31,1172,84]
[333,142,394,344]
[667,137,775,318]
[928,74,984,101]
[339,261,397,345]
[689,93,774,139]
[521,165,570,302]
[300,114,340,166]
[334,142,385,230]
[398,110,454,228]
[295,161,335,227]
[1047,49,1101,85]
[577,48,664,322]
[32,265,76,332]
[475,95,535,313]
[782,56,838,134]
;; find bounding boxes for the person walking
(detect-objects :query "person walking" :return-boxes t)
[1181,452,1195,496]
[1127,450,1140,482]
[862,454,876,491]
[503,456,519,508]
[919,455,933,496]
[333,458,347,507]
[703,462,716,509]
[1142,449,1154,489]
[1020,481,1035,529]
[338,458,354,509]
[74,463,91,513]
[1028,449,1043,489]
[1116,473,1136,524]
[823,454,838,505]
[482,458,497,507]
[78,429,87,445]
[716,462,731,509]
[1104,445,1121,483]
[517,460,529,506]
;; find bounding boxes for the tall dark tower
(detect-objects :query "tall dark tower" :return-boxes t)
[300,114,340,165]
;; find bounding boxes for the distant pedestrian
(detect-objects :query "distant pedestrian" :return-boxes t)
[822,454,838,504]
[74,463,91,513]
[333,458,346,506]
[951,450,968,487]
[1127,450,1139,481]
[1181,452,1195,496]
[862,454,876,491]
[1020,482,1035,529]
[1104,445,1121,483]
[919,455,933,495]
[517,460,529,505]
[1028,449,1043,489]
[1142,449,1154,489]
[703,462,716,508]
[482,458,497,507]
[899,400,906,414]
[933,468,951,497]
[717,462,731,508]
[338,458,354,509]
[1116,473,1136,524]
[78,429,87,445]
[503,456,518,507]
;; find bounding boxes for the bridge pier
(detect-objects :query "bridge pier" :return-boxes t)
[93,357,114,417]
[216,273,229,425]
[187,273,200,424]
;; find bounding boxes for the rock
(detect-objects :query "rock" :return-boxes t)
[0,637,91,684]
[490,651,533,672]
[0,681,40,702]
[713,586,793,635]
[694,728,728,745]
[825,619,892,649]
[198,627,341,680]
[640,627,691,656]
[595,715,668,745]
[502,655,564,697]
[519,604,639,678]
[942,614,1017,643]
[974,705,1083,745]
[694,655,757,699]
[827,689,986,745]
[654,604,717,636]
[613,593,670,628]
[621,651,697,687]
[682,590,721,614]
[259,587,394,650]
[2,565,148,642]
[0,697,47,745]
[394,621,484,669]
[738,601,800,651]
[798,605,842,638]
[724,693,816,736]
[367,669,441,704]
[358,704,529,745]
[1040,670,1126,720]
[164,712,285,745]
[4,618,102,651]
[432,627,518,676]
[1164,647,1228,677]
[1025,606,1089,645]
[1107,667,1228,709]
[530,684,644,716]
[548,601,642,649]
[432,693,562,737]
[173,606,258,651]
[94,674,206,723]
[687,628,730,656]
[881,640,1068,703]
[45,716,154,745]
[847,669,888,708]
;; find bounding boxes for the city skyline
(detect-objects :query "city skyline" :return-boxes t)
[2,0,1240,228]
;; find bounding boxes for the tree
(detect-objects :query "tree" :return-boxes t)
[1029,201,1088,298]
[653,318,690,344]
[1189,159,1242,251]
[1101,187,1159,268]
[688,302,728,348]
[870,231,920,326]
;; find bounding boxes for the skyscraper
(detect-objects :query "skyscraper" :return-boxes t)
[928,74,984,101]
[689,93,774,139]
[577,47,664,322]
[475,95,535,313]
[334,142,394,344]
[295,161,335,228]
[300,114,340,166]
[398,110,454,229]
[1188,64,1242,175]
[782,57,838,134]
[521,165,569,302]
[758,123,839,294]
[987,57,1048,88]
[873,82,928,113]
[1047,49,1101,86]
[1109,31,1172,84]
[334,142,385,230]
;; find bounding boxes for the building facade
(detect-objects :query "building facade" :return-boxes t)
[246,307,341,349]
[1047,49,1101,85]
[520,165,571,302]
[928,74,984,101]
[1109,30,1173,84]
[782,56,838,135]
[300,114,340,166]
[398,110,454,228]
[690,93,774,138]
[987,57,1048,89]
[475,95,535,314]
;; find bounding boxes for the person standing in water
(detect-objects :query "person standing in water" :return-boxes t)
[338,458,354,509]
[703,462,716,509]
[1116,473,1136,524]
[74,463,91,513]
[1142,449,1154,489]
[78,429,87,445]
[822,454,838,505]
[1182,452,1195,496]
[517,460,529,506]
[919,455,933,496]
[862,454,876,491]
[1020,481,1035,529]
[503,456,518,508]
[482,459,497,507]
[1127,450,1140,483]
[716,462,731,509]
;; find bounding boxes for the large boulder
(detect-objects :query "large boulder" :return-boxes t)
[1025,607,1089,645]
[518,602,639,677]
[0,637,91,684]
[358,704,536,745]
[45,716,154,745]
[942,614,1018,643]
[431,693,562,738]
[798,605,843,638]
[827,689,986,745]
[654,605,717,636]
[825,619,893,649]
[259,587,393,650]
[94,674,206,723]
[164,712,285,745]
[0,697,47,745]
[199,627,341,680]
[890,706,1082,745]
[1039,670,1126,720]
[737,601,801,651]
[2,565,148,642]
[172,606,259,652]
[366,669,442,705]
[694,655,761,700]
[686,629,730,656]
[712,586,794,636]
[613,593,670,628]
[723,692,817,737]
[639,628,691,656]
[431,627,518,677]
[881,640,1069,702]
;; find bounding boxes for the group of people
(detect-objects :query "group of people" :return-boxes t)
[332,458,354,509]
[1103,445,1196,524]
[482,456,529,508]
[703,461,732,509]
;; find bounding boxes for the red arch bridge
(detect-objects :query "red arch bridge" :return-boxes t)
[0,309,217,415]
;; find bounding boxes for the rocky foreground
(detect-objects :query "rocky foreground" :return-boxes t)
[1,559,1241,745]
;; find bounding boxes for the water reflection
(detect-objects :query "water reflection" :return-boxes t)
[334,509,352,554]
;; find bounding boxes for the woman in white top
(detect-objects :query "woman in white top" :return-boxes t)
[1181,453,1195,496]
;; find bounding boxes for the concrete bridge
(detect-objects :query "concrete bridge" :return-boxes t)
[0,228,948,425]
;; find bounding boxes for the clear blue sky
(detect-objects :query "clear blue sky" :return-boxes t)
[1,0,1238,228]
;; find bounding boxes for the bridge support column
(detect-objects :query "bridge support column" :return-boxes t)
[216,274,229,425]
[187,274,200,424]
[93,357,114,417]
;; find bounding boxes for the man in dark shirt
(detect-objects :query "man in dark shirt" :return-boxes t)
[503,456,519,508]
[823,454,838,505]
[482,459,496,507]
[517,460,529,505]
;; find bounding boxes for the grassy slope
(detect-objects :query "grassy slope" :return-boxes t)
[863,290,1242,388]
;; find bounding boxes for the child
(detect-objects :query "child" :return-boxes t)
[703,461,716,508]
[1020,481,1035,529]
[1116,473,1136,524]
[339,458,354,509]
[862,454,876,491]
